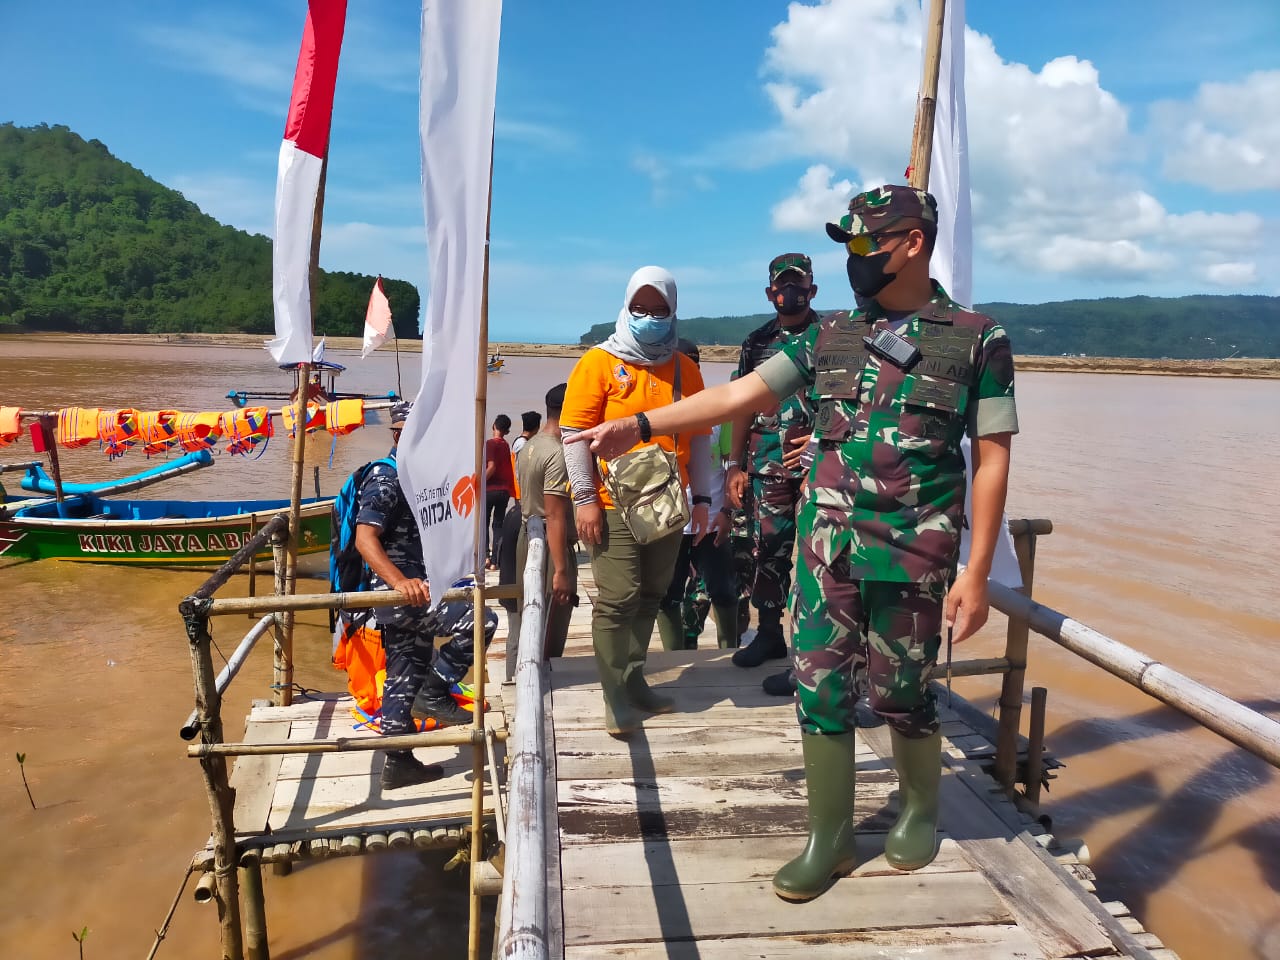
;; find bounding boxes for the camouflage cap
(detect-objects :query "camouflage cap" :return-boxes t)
[768,252,813,282]
[825,184,938,244]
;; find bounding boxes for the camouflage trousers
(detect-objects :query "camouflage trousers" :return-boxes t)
[730,500,756,632]
[750,474,804,617]
[380,600,498,736]
[792,536,945,739]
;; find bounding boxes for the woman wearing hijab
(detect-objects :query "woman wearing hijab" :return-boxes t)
[561,267,713,736]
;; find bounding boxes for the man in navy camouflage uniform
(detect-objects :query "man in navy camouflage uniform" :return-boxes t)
[565,184,1017,902]
[726,254,819,681]
[355,401,498,790]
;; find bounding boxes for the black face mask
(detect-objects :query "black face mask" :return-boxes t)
[846,252,896,300]
[770,283,810,316]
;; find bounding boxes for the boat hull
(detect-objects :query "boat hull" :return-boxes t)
[0,500,332,566]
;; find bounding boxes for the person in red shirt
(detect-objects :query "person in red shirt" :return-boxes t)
[485,413,516,570]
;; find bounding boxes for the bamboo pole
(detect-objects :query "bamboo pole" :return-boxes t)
[468,156,495,960]
[908,0,947,190]
[204,583,479,618]
[181,600,244,960]
[240,861,270,960]
[189,725,502,758]
[180,614,276,739]
[1025,686,1048,806]
[994,527,1037,790]
[271,527,289,710]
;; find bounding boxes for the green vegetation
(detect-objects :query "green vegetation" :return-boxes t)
[583,299,1279,360]
[0,123,420,336]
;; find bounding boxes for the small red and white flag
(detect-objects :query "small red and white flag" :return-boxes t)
[361,276,394,358]
[266,0,349,366]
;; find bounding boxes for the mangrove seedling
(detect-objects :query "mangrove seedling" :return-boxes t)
[72,926,89,959]
[16,752,35,810]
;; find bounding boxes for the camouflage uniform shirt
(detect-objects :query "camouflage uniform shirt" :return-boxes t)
[757,283,1018,584]
[736,309,819,478]
[354,452,426,588]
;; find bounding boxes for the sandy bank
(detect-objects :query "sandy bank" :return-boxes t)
[9,332,1279,379]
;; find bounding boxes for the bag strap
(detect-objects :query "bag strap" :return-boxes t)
[673,354,681,447]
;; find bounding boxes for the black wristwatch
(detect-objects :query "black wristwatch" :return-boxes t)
[719,506,734,518]
[635,411,652,443]
[692,495,713,506]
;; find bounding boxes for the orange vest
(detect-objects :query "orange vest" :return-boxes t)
[0,407,22,448]
[220,407,274,456]
[281,402,325,438]
[97,409,140,459]
[174,412,224,451]
[324,399,365,436]
[57,408,101,448]
[137,410,181,456]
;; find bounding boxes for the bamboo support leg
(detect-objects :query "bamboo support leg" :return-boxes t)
[1026,686,1048,807]
[995,530,1037,791]
[271,531,289,708]
[240,861,270,960]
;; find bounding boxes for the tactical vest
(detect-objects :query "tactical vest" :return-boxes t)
[743,312,817,463]
[812,301,981,445]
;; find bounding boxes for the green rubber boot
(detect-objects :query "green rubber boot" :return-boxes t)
[623,614,676,714]
[712,603,741,649]
[655,607,685,652]
[773,732,858,901]
[625,667,675,714]
[885,729,942,870]
[594,624,641,737]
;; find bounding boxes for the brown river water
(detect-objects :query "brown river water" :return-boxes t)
[1,337,1277,959]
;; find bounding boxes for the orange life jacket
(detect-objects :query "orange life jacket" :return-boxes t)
[323,398,365,436]
[220,407,274,456]
[57,408,101,448]
[0,407,21,448]
[97,409,140,460]
[137,410,181,456]
[332,621,386,715]
[174,412,224,451]
[281,401,325,438]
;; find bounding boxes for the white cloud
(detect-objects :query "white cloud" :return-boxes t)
[632,152,671,203]
[759,0,1265,291]
[495,119,579,153]
[1153,70,1280,191]
[1205,261,1258,286]
[771,165,855,231]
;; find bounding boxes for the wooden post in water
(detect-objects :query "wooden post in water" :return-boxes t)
[467,163,495,960]
[995,524,1038,791]
[1025,686,1048,807]
[181,600,244,960]
[908,0,947,190]
[240,857,269,960]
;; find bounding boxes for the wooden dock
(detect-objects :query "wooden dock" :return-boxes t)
[489,563,1182,960]
[211,559,1182,958]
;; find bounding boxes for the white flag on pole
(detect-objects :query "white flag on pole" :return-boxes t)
[925,0,1021,588]
[397,0,502,595]
[361,276,394,358]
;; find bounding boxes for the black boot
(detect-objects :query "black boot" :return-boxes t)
[762,667,797,697]
[380,751,444,790]
[732,616,787,668]
[410,671,472,727]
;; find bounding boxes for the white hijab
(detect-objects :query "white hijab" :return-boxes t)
[597,265,678,366]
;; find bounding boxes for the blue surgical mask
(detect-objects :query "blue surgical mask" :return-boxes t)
[628,316,673,344]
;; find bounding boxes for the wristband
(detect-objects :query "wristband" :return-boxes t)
[719,506,734,517]
[635,411,652,443]
[692,495,713,506]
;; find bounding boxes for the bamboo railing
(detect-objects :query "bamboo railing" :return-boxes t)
[496,517,551,960]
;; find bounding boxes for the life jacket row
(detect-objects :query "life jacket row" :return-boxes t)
[0,399,366,458]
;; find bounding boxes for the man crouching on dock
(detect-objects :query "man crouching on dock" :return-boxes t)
[568,185,1018,900]
[354,400,498,790]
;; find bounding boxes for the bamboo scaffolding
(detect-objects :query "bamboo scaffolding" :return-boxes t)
[908,0,947,190]
[188,725,504,758]
[180,614,276,740]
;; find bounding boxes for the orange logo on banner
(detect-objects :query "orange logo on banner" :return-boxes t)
[451,474,478,518]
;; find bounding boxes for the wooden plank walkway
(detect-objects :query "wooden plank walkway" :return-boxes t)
[488,561,1181,960]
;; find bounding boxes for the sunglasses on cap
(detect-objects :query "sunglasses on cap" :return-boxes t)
[846,228,913,257]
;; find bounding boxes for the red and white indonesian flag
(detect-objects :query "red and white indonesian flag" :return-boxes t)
[266,0,348,366]
[924,0,1020,588]
[397,0,502,594]
[361,276,394,358]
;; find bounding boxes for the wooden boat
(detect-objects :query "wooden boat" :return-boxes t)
[0,492,332,565]
[487,353,504,373]
[227,358,399,409]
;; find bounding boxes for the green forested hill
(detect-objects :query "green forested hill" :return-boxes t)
[0,123,419,336]
[582,296,1279,360]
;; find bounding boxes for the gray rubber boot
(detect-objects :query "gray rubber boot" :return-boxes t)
[712,603,741,649]
[885,729,942,870]
[655,607,685,652]
[773,732,858,901]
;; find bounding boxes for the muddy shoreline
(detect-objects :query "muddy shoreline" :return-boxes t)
[8,332,1279,379]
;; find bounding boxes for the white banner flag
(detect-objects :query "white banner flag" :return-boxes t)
[924,0,1021,588]
[397,0,502,596]
[361,276,394,358]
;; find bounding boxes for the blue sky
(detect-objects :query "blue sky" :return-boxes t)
[2,0,1277,342]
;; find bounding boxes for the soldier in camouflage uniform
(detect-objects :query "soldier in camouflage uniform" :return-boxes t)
[565,184,1018,903]
[726,253,820,673]
[355,401,498,790]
